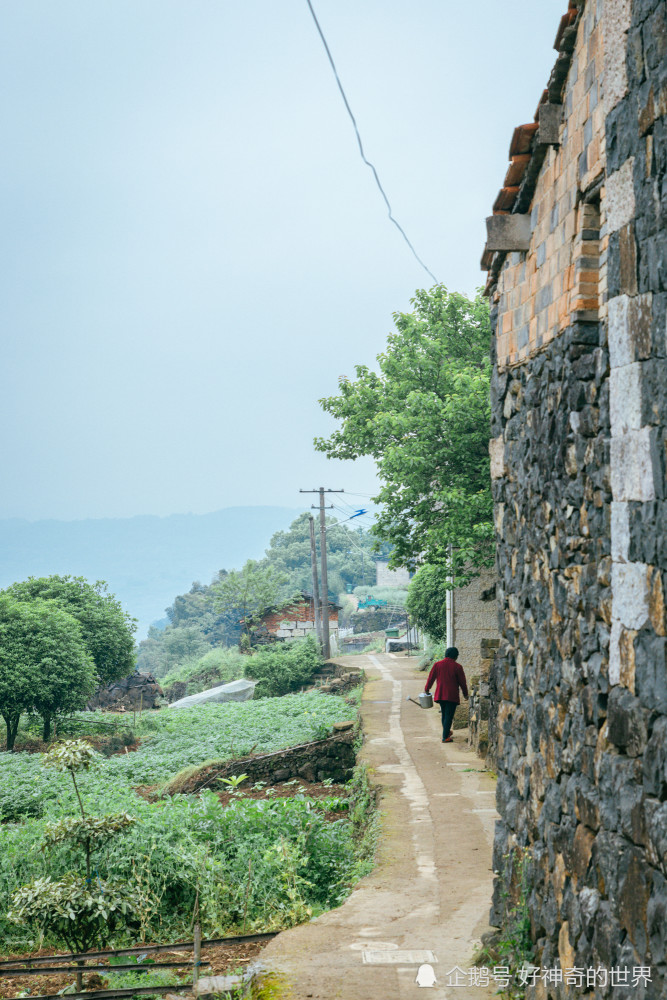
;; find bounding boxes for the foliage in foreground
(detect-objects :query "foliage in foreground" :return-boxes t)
[475,847,535,1000]
[9,874,142,957]
[0,692,366,948]
[9,740,141,958]
[315,286,494,585]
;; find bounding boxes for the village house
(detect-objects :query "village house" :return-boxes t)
[481,0,667,988]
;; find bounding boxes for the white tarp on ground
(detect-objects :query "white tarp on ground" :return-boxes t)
[168,678,256,709]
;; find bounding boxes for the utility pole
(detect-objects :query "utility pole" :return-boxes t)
[307,514,322,649]
[299,488,344,658]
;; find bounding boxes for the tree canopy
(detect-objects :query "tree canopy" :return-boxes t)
[264,512,389,597]
[136,514,390,675]
[315,286,494,585]
[0,595,97,747]
[212,560,291,646]
[5,576,136,684]
[405,565,450,642]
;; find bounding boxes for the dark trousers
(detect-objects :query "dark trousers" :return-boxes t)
[438,700,457,740]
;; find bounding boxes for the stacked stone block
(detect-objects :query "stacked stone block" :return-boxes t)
[468,637,499,759]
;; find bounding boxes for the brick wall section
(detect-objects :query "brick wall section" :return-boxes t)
[494,4,609,368]
[263,600,339,641]
[485,0,667,991]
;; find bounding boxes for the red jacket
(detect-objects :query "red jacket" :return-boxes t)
[425,657,468,704]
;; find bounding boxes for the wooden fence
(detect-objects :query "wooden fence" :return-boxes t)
[0,930,277,1000]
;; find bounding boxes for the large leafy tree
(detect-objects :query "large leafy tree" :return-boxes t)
[0,595,97,746]
[315,286,493,585]
[406,565,450,642]
[5,576,136,684]
[264,512,390,596]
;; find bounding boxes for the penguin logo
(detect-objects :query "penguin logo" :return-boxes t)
[415,963,437,988]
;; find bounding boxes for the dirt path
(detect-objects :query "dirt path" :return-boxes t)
[258,652,498,999]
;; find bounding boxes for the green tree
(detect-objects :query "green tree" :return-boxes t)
[212,560,291,644]
[0,595,96,747]
[5,576,136,684]
[264,513,389,596]
[315,286,493,585]
[406,564,449,641]
[165,571,243,647]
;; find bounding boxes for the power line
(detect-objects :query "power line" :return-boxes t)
[305,0,439,284]
[339,490,377,500]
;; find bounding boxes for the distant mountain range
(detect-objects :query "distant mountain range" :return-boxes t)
[0,507,303,638]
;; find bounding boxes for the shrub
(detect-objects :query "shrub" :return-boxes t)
[8,740,141,968]
[244,637,323,698]
[9,874,142,955]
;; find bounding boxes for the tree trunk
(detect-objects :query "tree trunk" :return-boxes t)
[3,712,20,751]
[42,712,52,742]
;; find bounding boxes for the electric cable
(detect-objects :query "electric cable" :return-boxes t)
[305,0,439,284]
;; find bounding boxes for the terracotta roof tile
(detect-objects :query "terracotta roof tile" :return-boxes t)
[504,154,531,187]
[493,187,520,213]
[554,8,577,50]
[509,123,539,158]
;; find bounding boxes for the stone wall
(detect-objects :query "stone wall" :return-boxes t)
[484,0,667,991]
[179,726,357,791]
[87,672,164,711]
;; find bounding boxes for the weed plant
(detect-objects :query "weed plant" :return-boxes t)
[417,639,448,671]
[474,847,535,1000]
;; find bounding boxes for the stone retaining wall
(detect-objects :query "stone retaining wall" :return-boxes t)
[181,727,357,791]
[87,672,164,711]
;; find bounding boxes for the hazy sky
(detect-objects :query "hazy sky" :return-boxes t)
[2,1,563,521]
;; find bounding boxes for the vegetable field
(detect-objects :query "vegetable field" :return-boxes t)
[0,692,372,953]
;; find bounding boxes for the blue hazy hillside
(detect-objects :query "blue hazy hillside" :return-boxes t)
[0,506,303,638]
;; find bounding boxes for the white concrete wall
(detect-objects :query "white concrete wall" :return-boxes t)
[375,561,411,587]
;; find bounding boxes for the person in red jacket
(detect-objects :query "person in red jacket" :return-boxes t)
[424,646,469,743]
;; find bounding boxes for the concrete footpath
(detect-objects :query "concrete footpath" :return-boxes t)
[258,652,499,1000]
